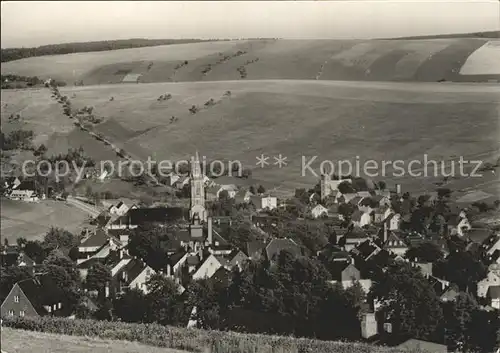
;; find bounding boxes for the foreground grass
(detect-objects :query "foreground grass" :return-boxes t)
[2,316,420,353]
[0,327,187,353]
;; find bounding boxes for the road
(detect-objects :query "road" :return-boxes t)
[66,196,101,217]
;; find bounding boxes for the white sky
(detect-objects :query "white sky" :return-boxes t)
[1,1,499,48]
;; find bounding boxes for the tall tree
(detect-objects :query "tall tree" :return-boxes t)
[369,262,443,341]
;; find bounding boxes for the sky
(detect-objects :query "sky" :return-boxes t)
[1,1,499,48]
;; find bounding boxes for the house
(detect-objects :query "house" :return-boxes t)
[448,214,472,237]
[487,285,500,309]
[340,227,370,251]
[108,201,130,216]
[482,233,500,259]
[352,210,372,227]
[216,184,238,199]
[234,190,253,204]
[320,174,352,199]
[311,204,328,219]
[385,213,402,231]
[250,195,278,211]
[77,229,122,264]
[336,193,358,204]
[383,232,408,256]
[440,285,460,303]
[246,240,266,260]
[265,238,302,262]
[478,268,500,298]
[107,207,188,230]
[0,251,36,275]
[4,176,21,191]
[110,257,155,296]
[192,254,223,280]
[395,338,448,353]
[8,180,40,202]
[1,275,67,318]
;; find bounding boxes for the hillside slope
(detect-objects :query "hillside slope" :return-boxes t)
[2,39,499,84]
[0,328,188,353]
[2,80,498,196]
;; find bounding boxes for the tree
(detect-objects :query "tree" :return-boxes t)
[16,237,27,248]
[338,181,355,194]
[405,241,444,263]
[23,240,46,264]
[114,288,149,323]
[257,185,266,194]
[43,227,80,251]
[369,262,443,341]
[145,274,185,325]
[433,250,486,293]
[378,181,386,190]
[42,249,82,310]
[85,263,111,293]
[443,292,478,352]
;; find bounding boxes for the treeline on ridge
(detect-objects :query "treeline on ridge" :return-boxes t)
[1,38,213,62]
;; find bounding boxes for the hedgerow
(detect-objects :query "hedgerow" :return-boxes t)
[2,316,419,353]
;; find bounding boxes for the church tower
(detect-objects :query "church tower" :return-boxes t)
[320,173,332,200]
[190,151,207,222]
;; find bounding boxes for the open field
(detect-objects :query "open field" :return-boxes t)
[2,39,499,84]
[0,328,188,353]
[0,198,90,242]
[1,79,499,198]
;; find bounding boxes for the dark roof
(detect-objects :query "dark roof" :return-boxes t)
[487,285,500,299]
[169,251,187,267]
[266,238,301,261]
[15,180,37,191]
[187,255,200,266]
[123,207,188,226]
[17,275,66,315]
[352,240,380,260]
[246,240,266,257]
[80,229,109,248]
[115,258,149,285]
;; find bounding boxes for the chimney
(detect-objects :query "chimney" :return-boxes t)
[166,264,172,277]
[396,184,402,195]
[105,283,110,298]
[207,217,213,245]
[383,221,388,243]
[198,246,204,260]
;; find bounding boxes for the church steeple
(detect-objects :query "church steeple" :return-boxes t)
[189,151,206,222]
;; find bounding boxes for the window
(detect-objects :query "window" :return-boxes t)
[47,306,51,313]
[53,304,57,311]
[19,310,25,317]
[8,310,14,316]
[58,303,62,309]
[14,295,19,303]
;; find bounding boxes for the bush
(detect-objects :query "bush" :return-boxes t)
[2,316,402,353]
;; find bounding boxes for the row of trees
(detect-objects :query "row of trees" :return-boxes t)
[1,129,34,150]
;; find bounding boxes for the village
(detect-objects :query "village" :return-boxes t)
[1,151,499,352]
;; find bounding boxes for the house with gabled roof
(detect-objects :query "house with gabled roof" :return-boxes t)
[77,229,122,264]
[487,285,500,309]
[110,257,155,296]
[192,254,223,281]
[8,180,40,202]
[250,195,278,211]
[383,231,408,256]
[265,238,302,262]
[311,204,328,219]
[1,275,67,318]
[108,201,130,216]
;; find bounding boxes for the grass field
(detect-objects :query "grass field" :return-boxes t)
[1,79,499,198]
[2,39,499,84]
[0,198,90,242]
[0,328,189,353]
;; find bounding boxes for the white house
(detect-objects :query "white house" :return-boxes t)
[311,204,328,218]
[191,254,222,280]
[251,195,278,211]
[478,268,500,298]
[109,201,130,216]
